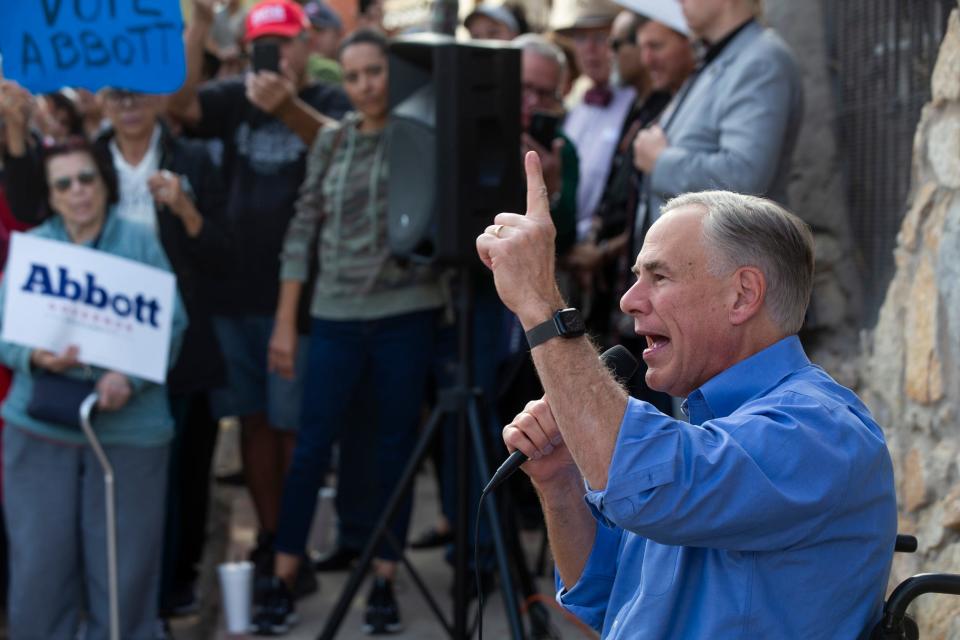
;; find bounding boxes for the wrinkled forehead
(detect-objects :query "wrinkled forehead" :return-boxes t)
[636,206,708,269]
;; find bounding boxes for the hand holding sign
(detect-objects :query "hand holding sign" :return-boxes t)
[30,345,81,373]
[0,80,35,156]
[476,151,564,327]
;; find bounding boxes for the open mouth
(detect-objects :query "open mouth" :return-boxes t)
[643,334,671,359]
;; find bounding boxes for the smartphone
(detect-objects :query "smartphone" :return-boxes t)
[529,111,560,149]
[252,41,280,73]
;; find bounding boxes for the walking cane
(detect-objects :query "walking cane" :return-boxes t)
[78,393,120,640]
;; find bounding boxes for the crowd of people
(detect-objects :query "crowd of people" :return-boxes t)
[0,0,900,638]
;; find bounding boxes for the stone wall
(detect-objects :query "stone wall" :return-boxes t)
[860,6,960,638]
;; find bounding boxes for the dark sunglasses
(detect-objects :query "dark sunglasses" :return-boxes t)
[50,169,98,193]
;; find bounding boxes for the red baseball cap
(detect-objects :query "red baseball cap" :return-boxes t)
[244,0,309,41]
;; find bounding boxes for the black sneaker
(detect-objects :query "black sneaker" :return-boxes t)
[362,577,403,635]
[251,577,298,636]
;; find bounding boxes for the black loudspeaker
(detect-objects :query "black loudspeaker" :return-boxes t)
[387,34,522,265]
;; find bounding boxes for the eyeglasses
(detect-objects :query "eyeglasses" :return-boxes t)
[571,31,608,46]
[103,90,145,107]
[522,82,561,104]
[610,36,636,52]
[50,170,98,193]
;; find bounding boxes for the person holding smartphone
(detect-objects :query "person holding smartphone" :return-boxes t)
[168,0,351,600]
[515,34,579,257]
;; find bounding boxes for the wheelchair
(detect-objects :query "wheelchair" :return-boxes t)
[867,534,960,639]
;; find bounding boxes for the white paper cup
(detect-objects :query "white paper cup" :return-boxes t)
[307,487,337,556]
[218,560,253,635]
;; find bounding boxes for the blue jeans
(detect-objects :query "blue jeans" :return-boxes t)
[274,310,436,560]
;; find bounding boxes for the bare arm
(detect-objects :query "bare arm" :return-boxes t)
[267,280,303,380]
[245,71,337,147]
[502,397,599,586]
[167,0,216,125]
[0,81,32,157]
[538,469,597,587]
[268,92,336,147]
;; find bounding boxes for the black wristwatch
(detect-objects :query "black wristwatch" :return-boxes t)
[525,308,586,349]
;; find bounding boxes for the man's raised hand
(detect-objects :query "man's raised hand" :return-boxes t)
[476,151,563,326]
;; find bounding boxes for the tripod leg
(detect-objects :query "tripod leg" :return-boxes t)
[498,488,556,640]
[467,397,526,640]
[383,529,453,635]
[317,408,451,640]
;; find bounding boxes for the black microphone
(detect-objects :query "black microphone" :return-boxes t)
[483,345,639,494]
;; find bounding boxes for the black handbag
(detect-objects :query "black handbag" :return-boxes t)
[27,371,96,429]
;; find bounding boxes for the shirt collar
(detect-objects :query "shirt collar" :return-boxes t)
[699,18,755,68]
[686,335,811,424]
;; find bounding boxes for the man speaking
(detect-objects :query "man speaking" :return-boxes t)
[476,153,897,638]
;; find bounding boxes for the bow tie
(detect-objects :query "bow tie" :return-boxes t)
[584,84,613,107]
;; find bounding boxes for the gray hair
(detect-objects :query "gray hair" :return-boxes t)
[513,33,568,80]
[661,191,814,335]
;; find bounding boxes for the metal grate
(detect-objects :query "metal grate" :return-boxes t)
[825,0,954,326]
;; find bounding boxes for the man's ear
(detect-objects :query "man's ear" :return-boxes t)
[729,266,765,326]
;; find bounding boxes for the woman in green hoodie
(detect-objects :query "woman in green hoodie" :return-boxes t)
[260,30,443,636]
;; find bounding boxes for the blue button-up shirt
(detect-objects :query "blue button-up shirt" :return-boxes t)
[557,336,897,638]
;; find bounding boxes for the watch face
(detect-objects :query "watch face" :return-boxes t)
[557,308,585,335]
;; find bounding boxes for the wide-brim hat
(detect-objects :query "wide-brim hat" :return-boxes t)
[551,0,621,33]
[613,0,690,36]
[465,4,520,35]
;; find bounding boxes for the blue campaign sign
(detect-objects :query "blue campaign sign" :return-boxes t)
[0,0,186,94]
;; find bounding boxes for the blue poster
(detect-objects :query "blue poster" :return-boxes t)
[0,0,186,94]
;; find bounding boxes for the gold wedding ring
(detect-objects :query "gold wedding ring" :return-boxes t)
[492,224,505,238]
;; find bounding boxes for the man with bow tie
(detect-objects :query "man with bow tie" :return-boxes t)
[553,0,635,241]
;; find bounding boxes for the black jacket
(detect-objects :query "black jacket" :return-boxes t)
[3,124,229,394]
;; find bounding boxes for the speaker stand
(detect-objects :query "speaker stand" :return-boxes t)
[316,272,532,639]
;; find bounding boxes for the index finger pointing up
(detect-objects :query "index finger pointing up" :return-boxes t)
[525,150,551,221]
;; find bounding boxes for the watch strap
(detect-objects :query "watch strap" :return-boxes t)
[525,317,562,349]
[525,308,585,349]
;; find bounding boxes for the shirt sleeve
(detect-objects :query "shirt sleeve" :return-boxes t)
[649,48,801,198]
[0,278,35,374]
[192,79,246,141]
[279,127,336,282]
[585,395,862,551]
[555,519,624,632]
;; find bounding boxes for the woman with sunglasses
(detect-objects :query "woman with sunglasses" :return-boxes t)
[0,137,186,639]
[258,30,443,636]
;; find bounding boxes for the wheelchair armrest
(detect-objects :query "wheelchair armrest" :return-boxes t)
[895,535,918,553]
[879,573,960,634]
